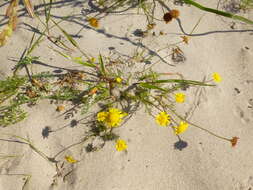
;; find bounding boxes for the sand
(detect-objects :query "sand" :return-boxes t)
[1,0,253,190]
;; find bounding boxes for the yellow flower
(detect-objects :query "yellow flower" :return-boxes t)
[212,72,222,83]
[115,139,127,151]
[97,111,108,122]
[174,121,189,135]
[156,111,170,126]
[65,156,77,163]
[115,77,122,83]
[88,17,99,28]
[175,93,185,103]
[97,108,127,127]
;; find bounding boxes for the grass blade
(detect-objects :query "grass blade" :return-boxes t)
[23,0,35,18]
[142,79,215,86]
[98,54,106,76]
[183,0,253,25]
[139,83,167,92]
[51,19,78,48]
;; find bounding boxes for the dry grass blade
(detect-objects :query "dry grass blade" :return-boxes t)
[1,0,19,46]
[5,0,18,30]
[9,14,18,30]
[23,0,35,18]
[6,0,18,17]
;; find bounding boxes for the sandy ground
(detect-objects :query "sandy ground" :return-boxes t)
[1,0,253,190]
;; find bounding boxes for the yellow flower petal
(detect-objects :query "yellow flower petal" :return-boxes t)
[97,111,108,122]
[174,121,189,135]
[65,156,77,163]
[115,77,122,83]
[175,93,185,103]
[115,139,127,151]
[156,111,170,126]
[212,72,222,83]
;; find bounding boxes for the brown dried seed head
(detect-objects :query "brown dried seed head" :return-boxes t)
[89,87,98,95]
[26,88,37,98]
[56,105,65,112]
[163,12,173,23]
[230,137,239,147]
[147,23,156,30]
[88,17,99,28]
[170,9,180,19]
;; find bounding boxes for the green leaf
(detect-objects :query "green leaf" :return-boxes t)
[51,19,79,47]
[139,83,167,92]
[98,54,106,76]
[52,49,96,68]
[183,0,253,25]
[149,79,215,86]
[72,57,97,68]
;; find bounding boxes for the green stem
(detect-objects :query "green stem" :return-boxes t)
[169,108,231,141]
[183,0,253,25]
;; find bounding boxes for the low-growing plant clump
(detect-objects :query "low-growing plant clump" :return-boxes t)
[1,0,251,188]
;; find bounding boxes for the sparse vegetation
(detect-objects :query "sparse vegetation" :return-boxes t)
[0,0,250,188]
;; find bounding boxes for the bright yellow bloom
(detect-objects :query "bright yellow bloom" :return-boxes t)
[88,17,99,28]
[65,156,77,163]
[115,77,122,83]
[156,111,170,126]
[97,108,127,127]
[212,72,222,83]
[115,139,127,151]
[175,93,185,103]
[174,121,189,135]
[97,111,108,122]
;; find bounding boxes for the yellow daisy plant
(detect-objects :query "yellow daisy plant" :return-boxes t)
[175,93,185,103]
[156,111,170,127]
[174,121,189,135]
[212,72,222,83]
[97,108,127,128]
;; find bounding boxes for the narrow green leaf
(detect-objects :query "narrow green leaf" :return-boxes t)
[27,30,45,55]
[98,54,106,76]
[139,83,167,92]
[149,79,215,86]
[183,0,253,25]
[51,19,79,47]
[72,57,96,68]
[51,48,71,59]
[52,49,96,68]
